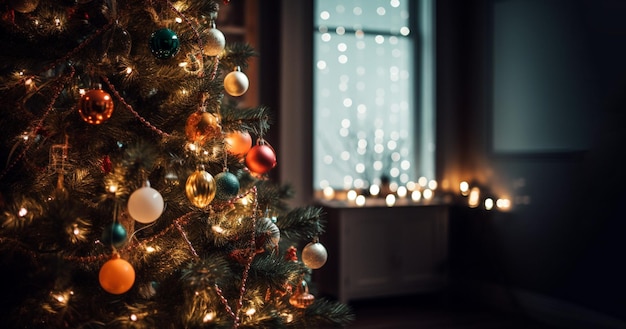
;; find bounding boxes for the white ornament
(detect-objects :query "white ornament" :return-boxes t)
[302,242,328,269]
[127,181,164,224]
[224,68,249,97]
[203,26,226,57]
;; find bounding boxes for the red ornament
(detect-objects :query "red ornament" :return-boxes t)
[245,143,277,174]
[100,155,112,173]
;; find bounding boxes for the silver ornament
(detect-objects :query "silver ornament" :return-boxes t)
[302,242,328,269]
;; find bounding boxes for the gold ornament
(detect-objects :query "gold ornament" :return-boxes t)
[289,280,315,309]
[185,111,222,144]
[185,169,216,208]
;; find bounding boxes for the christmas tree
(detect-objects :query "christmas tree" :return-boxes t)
[0,0,353,328]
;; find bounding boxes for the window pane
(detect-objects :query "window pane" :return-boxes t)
[313,0,427,194]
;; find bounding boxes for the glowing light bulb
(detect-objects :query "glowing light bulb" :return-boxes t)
[355,195,366,206]
[385,194,396,207]
[460,181,469,196]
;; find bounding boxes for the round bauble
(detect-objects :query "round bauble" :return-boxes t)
[257,216,280,251]
[224,70,249,97]
[214,171,240,201]
[224,130,252,157]
[185,170,216,208]
[202,27,226,57]
[301,241,328,269]
[185,111,222,144]
[99,255,135,294]
[101,222,128,248]
[78,89,114,124]
[8,0,39,13]
[149,28,180,59]
[127,183,164,224]
[245,143,277,174]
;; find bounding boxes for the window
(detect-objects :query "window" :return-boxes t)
[313,0,435,200]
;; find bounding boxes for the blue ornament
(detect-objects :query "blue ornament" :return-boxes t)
[214,171,240,200]
[149,28,180,59]
[101,222,128,248]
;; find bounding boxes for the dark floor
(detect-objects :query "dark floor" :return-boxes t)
[339,293,560,329]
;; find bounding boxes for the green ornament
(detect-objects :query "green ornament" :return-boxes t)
[149,28,180,59]
[101,222,128,248]
[214,171,240,200]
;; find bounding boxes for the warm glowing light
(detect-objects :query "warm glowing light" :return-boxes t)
[245,308,256,316]
[428,180,438,190]
[130,314,138,321]
[496,198,511,210]
[54,294,65,303]
[411,190,422,201]
[355,195,366,206]
[406,181,416,190]
[460,181,469,196]
[369,184,380,196]
[145,246,156,253]
[18,207,28,217]
[281,312,294,323]
[108,184,118,193]
[203,311,216,322]
[347,189,357,201]
[73,225,80,236]
[323,186,335,199]
[423,188,433,200]
[468,187,480,208]
[212,225,225,234]
[484,198,494,210]
[385,194,396,207]
[187,143,197,151]
[418,176,428,187]
[396,186,407,198]
[175,17,183,23]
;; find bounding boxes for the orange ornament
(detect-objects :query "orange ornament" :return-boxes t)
[224,130,252,157]
[99,254,135,294]
[185,111,222,144]
[78,89,114,124]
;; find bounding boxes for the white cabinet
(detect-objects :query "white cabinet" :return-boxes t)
[313,202,449,303]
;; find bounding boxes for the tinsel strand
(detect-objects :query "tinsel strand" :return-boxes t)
[175,220,199,258]
[100,75,171,138]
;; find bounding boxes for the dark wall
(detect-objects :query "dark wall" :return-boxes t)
[438,0,626,323]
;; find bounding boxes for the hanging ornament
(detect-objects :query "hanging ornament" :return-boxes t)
[285,245,298,262]
[127,181,164,224]
[8,0,39,13]
[78,87,114,124]
[224,130,252,157]
[289,280,315,309]
[257,216,280,252]
[301,240,328,269]
[185,111,222,144]
[245,141,277,175]
[224,66,249,97]
[202,22,226,57]
[99,254,135,294]
[149,28,180,59]
[185,169,216,208]
[214,171,240,201]
[101,23,132,61]
[101,222,127,248]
